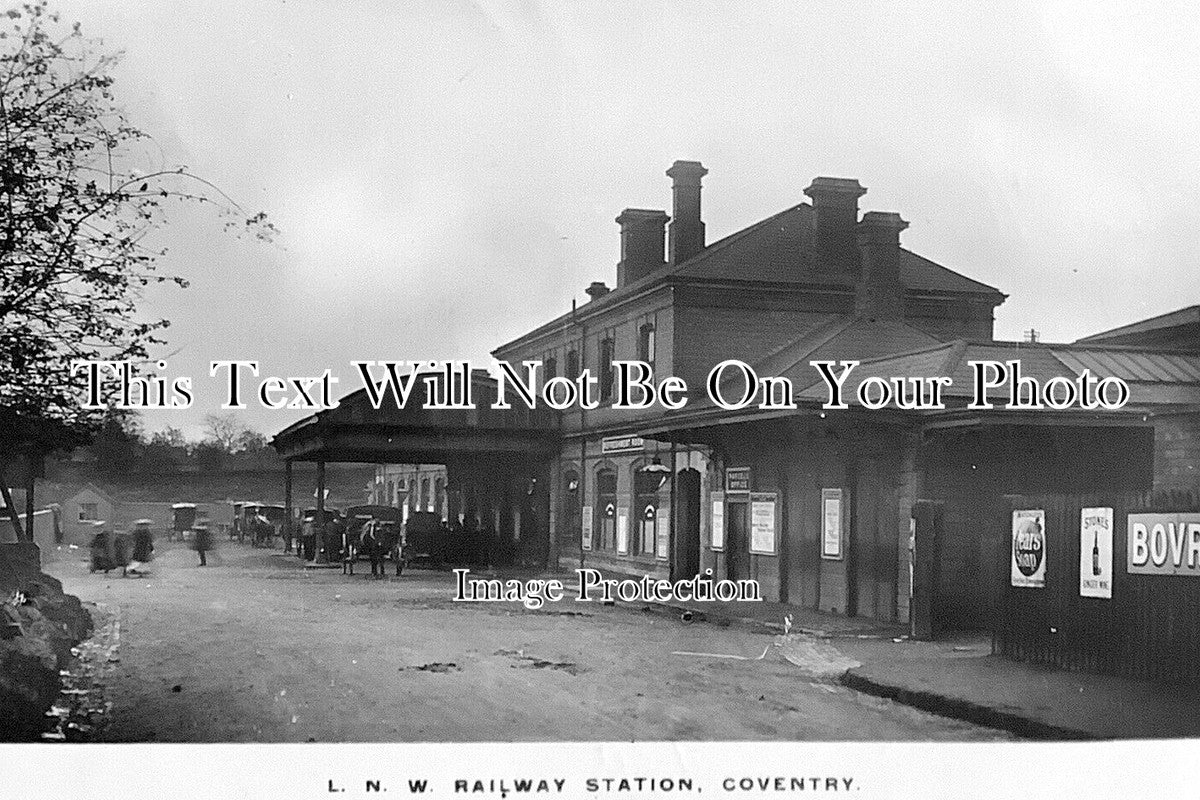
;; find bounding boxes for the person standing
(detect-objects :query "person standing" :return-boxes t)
[128,520,154,575]
[192,521,213,566]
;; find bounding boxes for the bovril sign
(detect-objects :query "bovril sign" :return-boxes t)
[1127,513,1200,576]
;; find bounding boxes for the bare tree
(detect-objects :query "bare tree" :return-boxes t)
[202,412,243,453]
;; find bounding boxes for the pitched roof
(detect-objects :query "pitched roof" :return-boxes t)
[493,201,1004,354]
[1075,305,1200,346]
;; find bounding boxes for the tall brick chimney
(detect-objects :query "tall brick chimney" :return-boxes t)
[666,160,707,265]
[616,208,669,287]
[804,177,866,273]
[855,211,908,320]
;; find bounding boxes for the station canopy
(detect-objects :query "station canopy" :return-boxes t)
[271,369,560,464]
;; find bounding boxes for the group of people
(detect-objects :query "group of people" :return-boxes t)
[88,520,155,575]
[89,517,218,572]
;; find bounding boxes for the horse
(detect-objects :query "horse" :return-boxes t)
[358,520,403,578]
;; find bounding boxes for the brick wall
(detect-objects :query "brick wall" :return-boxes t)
[1154,412,1200,491]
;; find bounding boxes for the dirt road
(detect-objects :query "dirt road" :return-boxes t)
[47,543,1008,742]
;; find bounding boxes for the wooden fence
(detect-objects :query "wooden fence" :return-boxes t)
[995,489,1200,682]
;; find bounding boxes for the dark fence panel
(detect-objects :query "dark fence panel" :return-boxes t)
[995,489,1200,682]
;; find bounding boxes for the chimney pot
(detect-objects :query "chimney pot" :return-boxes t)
[666,160,708,266]
[804,177,866,272]
[585,281,611,301]
[615,208,669,287]
[855,210,908,320]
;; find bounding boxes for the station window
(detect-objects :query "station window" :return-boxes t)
[544,356,557,380]
[79,502,98,521]
[596,468,617,551]
[566,348,580,379]
[421,477,431,511]
[598,337,615,401]
[638,324,656,368]
[434,477,446,519]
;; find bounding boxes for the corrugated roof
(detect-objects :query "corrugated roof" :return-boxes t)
[1052,349,1200,383]
[791,340,1200,409]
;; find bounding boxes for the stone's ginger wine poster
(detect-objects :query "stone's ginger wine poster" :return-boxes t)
[1012,509,1047,588]
[1080,507,1113,599]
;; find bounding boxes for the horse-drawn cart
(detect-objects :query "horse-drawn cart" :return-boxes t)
[340,505,404,576]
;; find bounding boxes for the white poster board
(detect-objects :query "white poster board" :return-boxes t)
[1127,513,1200,576]
[749,492,777,555]
[821,488,843,560]
[616,507,629,554]
[581,505,593,551]
[1080,507,1113,598]
[656,507,671,560]
[710,492,725,551]
[1011,509,1046,588]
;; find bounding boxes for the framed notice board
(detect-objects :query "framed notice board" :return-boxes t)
[821,488,843,560]
[581,505,593,551]
[710,491,725,551]
[749,492,778,556]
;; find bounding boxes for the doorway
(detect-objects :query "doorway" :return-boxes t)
[672,468,701,580]
[726,500,749,581]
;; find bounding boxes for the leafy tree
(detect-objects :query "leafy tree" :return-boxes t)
[89,407,139,474]
[149,426,185,448]
[0,2,274,441]
[192,440,224,474]
[236,428,268,453]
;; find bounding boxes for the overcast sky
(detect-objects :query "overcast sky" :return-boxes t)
[58,0,1200,439]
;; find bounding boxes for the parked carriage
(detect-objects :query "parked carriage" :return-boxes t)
[402,511,448,569]
[171,503,198,541]
[242,503,287,547]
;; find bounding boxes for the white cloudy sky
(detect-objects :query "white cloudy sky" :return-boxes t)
[55,0,1200,438]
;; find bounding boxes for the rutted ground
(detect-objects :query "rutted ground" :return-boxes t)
[47,544,1010,742]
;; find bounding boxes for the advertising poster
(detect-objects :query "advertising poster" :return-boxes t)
[1127,512,1200,576]
[1080,507,1113,598]
[580,505,593,552]
[822,488,843,560]
[749,492,778,555]
[1012,509,1047,588]
[711,492,726,551]
[656,506,671,560]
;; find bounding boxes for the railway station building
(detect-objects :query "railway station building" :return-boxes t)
[273,161,1200,632]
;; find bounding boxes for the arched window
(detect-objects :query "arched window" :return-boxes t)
[421,477,431,511]
[596,468,617,551]
[566,348,580,379]
[562,469,580,547]
[634,467,663,556]
[434,477,446,519]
